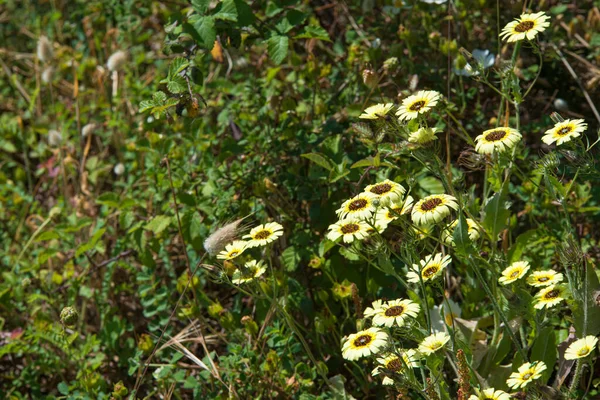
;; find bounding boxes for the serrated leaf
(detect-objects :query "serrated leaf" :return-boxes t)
[351,122,373,137]
[214,0,237,21]
[266,35,288,65]
[153,91,167,103]
[193,16,216,49]
[145,215,172,235]
[167,75,188,94]
[169,57,190,77]
[139,100,156,113]
[281,246,300,272]
[294,25,331,41]
[301,152,334,171]
[338,246,359,261]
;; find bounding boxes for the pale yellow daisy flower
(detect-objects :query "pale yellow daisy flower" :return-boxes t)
[407,253,451,284]
[411,194,458,225]
[475,127,522,155]
[217,240,247,260]
[372,350,419,385]
[326,218,370,243]
[231,260,266,284]
[468,388,510,400]
[500,12,550,42]
[542,119,587,146]
[243,222,283,248]
[396,90,441,121]
[526,270,563,287]
[418,332,450,356]
[376,195,414,224]
[336,193,378,220]
[364,298,421,328]
[342,327,388,361]
[506,361,546,389]
[533,284,568,309]
[564,336,598,360]
[363,179,406,206]
[498,261,530,285]
[360,103,394,119]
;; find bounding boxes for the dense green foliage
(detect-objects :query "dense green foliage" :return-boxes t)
[1,0,600,399]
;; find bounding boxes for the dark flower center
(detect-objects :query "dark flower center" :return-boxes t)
[423,265,439,278]
[370,183,392,195]
[538,277,549,282]
[353,334,372,347]
[510,270,520,278]
[557,126,573,136]
[485,130,507,141]
[522,372,532,380]
[386,358,403,372]
[341,223,360,234]
[420,197,443,211]
[514,20,535,33]
[348,199,368,211]
[544,289,560,299]
[230,251,239,257]
[409,100,426,112]
[384,305,405,317]
[254,230,272,240]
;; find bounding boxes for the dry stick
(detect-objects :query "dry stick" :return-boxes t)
[551,44,600,125]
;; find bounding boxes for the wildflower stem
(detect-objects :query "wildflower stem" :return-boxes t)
[468,255,527,360]
[569,359,583,394]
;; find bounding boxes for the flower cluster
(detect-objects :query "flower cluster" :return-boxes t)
[215,221,284,285]
[498,261,568,309]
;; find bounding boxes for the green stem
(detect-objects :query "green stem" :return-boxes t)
[468,256,527,360]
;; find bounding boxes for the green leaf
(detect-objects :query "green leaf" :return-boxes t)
[295,25,331,41]
[351,154,380,169]
[452,213,471,252]
[338,246,359,261]
[57,382,69,395]
[167,75,188,94]
[418,176,445,194]
[169,57,190,77]
[193,16,216,48]
[281,246,300,272]
[191,0,211,14]
[301,152,334,171]
[233,0,255,26]
[75,228,106,257]
[530,327,557,383]
[139,100,156,113]
[508,229,538,263]
[153,91,167,103]
[266,35,289,65]
[145,215,172,235]
[483,186,510,240]
[214,0,238,21]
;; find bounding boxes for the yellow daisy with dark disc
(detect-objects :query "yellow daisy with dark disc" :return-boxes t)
[500,11,550,42]
[475,127,522,155]
[341,327,388,361]
[542,119,587,146]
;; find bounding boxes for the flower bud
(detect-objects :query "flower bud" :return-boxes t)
[48,129,62,147]
[113,163,125,176]
[60,306,78,327]
[362,68,378,88]
[37,36,53,62]
[81,123,96,138]
[383,57,399,74]
[41,67,54,84]
[107,50,127,72]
